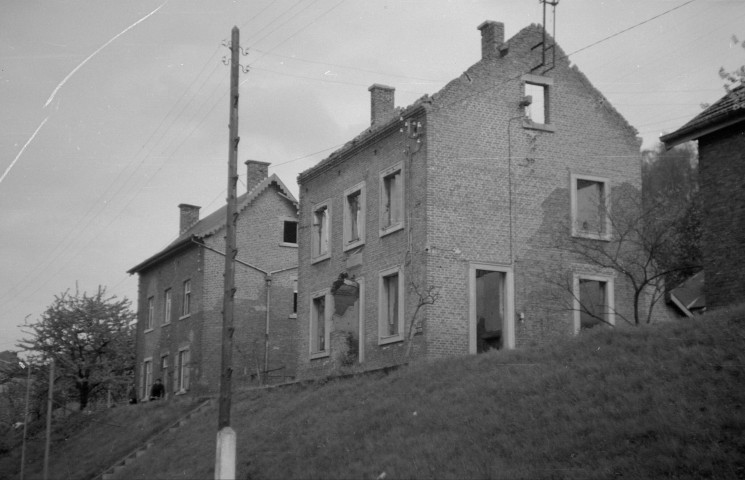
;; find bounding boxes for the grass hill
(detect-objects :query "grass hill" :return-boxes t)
[4,305,745,479]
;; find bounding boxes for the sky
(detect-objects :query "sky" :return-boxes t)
[1,0,743,351]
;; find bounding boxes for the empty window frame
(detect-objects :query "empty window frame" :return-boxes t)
[163,288,172,324]
[311,201,331,263]
[378,265,405,344]
[571,174,611,239]
[343,182,366,250]
[521,74,553,129]
[379,163,404,236]
[146,297,154,330]
[310,290,331,359]
[282,220,298,245]
[176,348,190,393]
[182,280,192,317]
[572,273,615,334]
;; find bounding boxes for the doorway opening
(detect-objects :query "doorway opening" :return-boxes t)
[469,264,514,354]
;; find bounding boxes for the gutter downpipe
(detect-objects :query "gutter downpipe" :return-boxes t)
[191,238,297,384]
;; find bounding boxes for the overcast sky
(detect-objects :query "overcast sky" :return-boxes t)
[1,0,743,351]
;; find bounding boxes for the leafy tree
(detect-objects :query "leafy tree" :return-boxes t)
[719,35,745,92]
[18,286,135,410]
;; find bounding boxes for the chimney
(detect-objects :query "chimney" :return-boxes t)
[245,160,270,193]
[368,84,395,127]
[178,204,200,235]
[478,21,505,59]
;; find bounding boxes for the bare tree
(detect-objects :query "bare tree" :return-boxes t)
[405,282,440,357]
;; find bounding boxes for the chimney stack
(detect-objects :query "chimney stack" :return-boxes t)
[368,84,395,127]
[178,204,200,235]
[245,160,270,194]
[478,21,505,59]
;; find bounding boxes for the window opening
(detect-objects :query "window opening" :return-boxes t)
[475,270,506,353]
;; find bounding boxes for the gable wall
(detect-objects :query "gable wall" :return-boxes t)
[424,25,644,356]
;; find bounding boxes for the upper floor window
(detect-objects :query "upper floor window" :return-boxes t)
[521,74,554,132]
[343,182,366,250]
[571,174,611,240]
[282,219,298,246]
[163,289,172,325]
[379,163,404,237]
[182,280,192,317]
[146,297,154,331]
[311,201,331,263]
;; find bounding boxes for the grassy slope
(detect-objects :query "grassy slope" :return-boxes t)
[7,306,745,480]
[122,305,745,480]
[0,396,199,480]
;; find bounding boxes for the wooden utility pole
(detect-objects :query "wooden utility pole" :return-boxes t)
[216,25,240,480]
[43,358,54,480]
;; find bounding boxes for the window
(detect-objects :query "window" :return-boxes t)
[146,297,154,330]
[310,290,331,359]
[571,174,611,240]
[378,266,405,344]
[182,280,191,317]
[141,359,152,400]
[572,273,615,334]
[311,201,331,263]
[282,220,298,245]
[521,74,554,131]
[176,348,190,393]
[163,289,172,324]
[290,277,298,318]
[469,263,515,354]
[160,354,169,395]
[379,163,404,236]
[343,182,366,250]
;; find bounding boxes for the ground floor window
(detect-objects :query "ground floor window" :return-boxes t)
[176,349,190,393]
[141,359,152,400]
[378,266,404,344]
[310,290,331,359]
[573,273,615,334]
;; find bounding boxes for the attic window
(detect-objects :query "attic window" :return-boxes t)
[283,220,298,244]
[521,74,555,132]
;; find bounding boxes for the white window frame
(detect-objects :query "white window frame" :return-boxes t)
[521,74,554,132]
[379,163,404,237]
[141,357,153,400]
[572,273,615,335]
[159,353,169,396]
[311,201,331,264]
[570,173,612,241]
[343,181,366,251]
[468,263,515,353]
[146,297,154,331]
[378,265,405,344]
[280,216,299,248]
[309,289,331,359]
[163,288,172,325]
[181,279,191,318]
[176,347,190,394]
[290,276,298,319]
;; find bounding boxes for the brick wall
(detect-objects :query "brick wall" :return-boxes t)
[698,123,745,309]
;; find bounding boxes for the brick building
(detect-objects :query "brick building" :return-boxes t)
[661,85,745,309]
[128,161,299,399]
[295,21,650,378]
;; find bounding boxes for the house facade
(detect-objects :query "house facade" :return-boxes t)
[295,21,648,378]
[128,161,299,399]
[661,85,745,309]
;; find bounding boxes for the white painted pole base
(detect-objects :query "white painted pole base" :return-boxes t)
[215,426,236,480]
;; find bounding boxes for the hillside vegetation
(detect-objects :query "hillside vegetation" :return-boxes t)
[7,305,745,479]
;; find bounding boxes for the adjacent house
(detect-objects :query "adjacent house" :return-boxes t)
[295,21,650,378]
[128,161,299,399]
[661,85,745,310]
